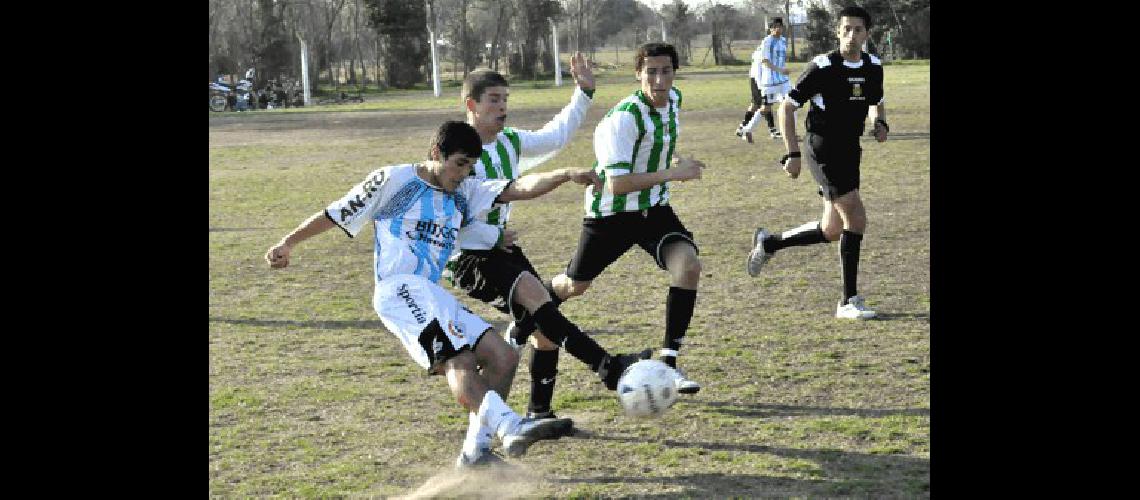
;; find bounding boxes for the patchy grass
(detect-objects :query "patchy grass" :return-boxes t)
[210,62,929,497]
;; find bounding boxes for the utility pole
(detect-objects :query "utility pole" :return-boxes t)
[551,18,561,87]
[427,0,441,97]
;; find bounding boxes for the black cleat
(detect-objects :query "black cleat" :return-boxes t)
[598,349,653,390]
[523,411,575,438]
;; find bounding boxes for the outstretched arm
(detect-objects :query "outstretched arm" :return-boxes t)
[265,211,337,269]
[496,168,601,202]
[607,156,705,196]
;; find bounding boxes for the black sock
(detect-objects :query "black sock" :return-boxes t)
[662,287,697,369]
[840,230,863,302]
[767,221,828,253]
[527,348,560,415]
[762,110,775,129]
[740,110,755,127]
[531,302,606,370]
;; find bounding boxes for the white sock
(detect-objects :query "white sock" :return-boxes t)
[741,110,764,134]
[462,412,492,456]
[477,390,520,440]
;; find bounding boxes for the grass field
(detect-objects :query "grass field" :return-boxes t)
[209,61,930,497]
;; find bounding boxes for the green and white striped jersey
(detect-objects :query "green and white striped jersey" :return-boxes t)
[457,86,593,250]
[583,87,682,218]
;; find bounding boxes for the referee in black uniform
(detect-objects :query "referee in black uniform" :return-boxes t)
[746,5,889,320]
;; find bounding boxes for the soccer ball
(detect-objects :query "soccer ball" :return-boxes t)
[616,359,678,418]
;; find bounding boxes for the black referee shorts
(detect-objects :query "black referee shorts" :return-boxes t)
[749,77,764,107]
[804,132,862,200]
[449,245,541,324]
[564,204,699,282]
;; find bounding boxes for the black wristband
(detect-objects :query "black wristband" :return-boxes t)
[874,119,889,132]
[780,151,801,165]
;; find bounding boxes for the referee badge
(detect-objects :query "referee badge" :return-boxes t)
[852,83,862,97]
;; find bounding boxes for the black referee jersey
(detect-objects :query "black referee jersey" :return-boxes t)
[787,51,885,139]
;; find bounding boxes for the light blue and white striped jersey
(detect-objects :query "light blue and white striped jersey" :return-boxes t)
[584,87,681,218]
[755,35,789,88]
[325,164,509,284]
[457,87,593,250]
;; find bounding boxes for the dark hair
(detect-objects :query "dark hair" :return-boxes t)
[462,69,509,103]
[837,5,872,29]
[635,42,679,71]
[769,17,784,28]
[430,121,483,160]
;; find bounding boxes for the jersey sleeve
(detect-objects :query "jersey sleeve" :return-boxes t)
[457,219,502,250]
[514,87,593,173]
[323,168,389,238]
[760,37,773,63]
[593,111,640,178]
[458,177,512,225]
[787,61,825,108]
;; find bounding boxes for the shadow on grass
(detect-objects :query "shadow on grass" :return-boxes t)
[873,311,930,322]
[694,400,928,419]
[555,436,928,496]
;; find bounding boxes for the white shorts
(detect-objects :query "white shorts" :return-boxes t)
[373,274,492,373]
[762,81,791,103]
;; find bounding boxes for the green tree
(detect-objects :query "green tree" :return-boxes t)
[366,0,429,88]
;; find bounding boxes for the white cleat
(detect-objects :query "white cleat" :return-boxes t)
[836,295,877,320]
[673,367,701,394]
[746,228,772,277]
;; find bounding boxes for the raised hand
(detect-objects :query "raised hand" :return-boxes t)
[570,51,595,91]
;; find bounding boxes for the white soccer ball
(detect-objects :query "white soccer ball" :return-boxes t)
[616,359,678,418]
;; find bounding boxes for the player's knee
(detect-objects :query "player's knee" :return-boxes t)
[514,272,548,302]
[822,224,843,241]
[677,255,702,281]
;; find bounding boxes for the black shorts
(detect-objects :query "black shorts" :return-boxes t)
[804,132,862,200]
[749,78,764,107]
[449,245,540,324]
[564,204,699,282]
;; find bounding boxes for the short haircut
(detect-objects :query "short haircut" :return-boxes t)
[837,5,873,30]
[430,120,483,160]
[462,69,509,103]
[769,17,784,28]
[635,42,679,72]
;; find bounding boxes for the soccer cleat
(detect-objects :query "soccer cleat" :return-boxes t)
[455,447,508,470]
[673,367,701,394]
[835,295,877,320]
[770,128,783,139]
[523,411,575,438]
[746,228,772,277]
[501,416,569,458]
[598,348,654,390]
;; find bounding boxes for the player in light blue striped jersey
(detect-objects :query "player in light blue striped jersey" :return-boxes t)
[737,18,791,142]
[265,121,648,469]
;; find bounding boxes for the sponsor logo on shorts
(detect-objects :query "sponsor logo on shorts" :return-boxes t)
[396,283,427,324]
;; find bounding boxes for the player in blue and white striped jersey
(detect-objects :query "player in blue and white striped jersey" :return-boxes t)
[265,121,648,468]
[551,42,707,396]
[737,18,791,142]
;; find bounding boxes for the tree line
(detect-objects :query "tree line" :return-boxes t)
[208,0,929,91]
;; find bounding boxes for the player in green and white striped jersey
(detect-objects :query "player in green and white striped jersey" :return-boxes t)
[551,42,707,396]
[446,54,653,464]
